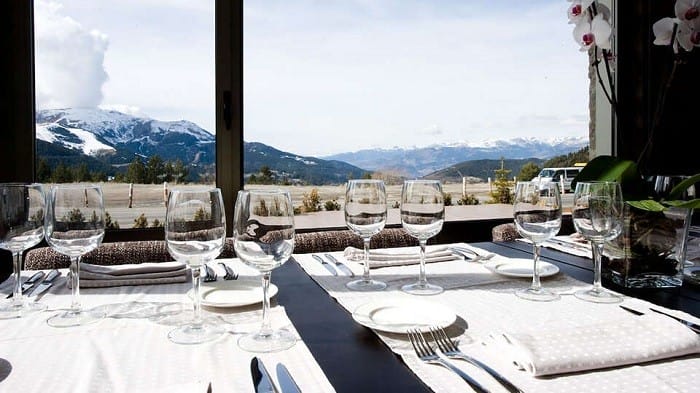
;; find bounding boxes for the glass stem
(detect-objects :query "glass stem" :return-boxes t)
[192,265,203,326]
[592,241,604,291]
[418,239,428,285]
[12,251,22,304]
[260,271,272,337]
[70,256,81,313]
[530,244,542,291]
[362,238,371,282]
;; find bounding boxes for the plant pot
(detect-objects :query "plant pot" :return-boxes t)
[602,204,691,288]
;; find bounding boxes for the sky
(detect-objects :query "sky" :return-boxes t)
[34,0,590,157]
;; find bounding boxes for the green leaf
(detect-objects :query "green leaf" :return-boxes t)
[665,198,700,210]
[668,174,700,200]
[571,156,644,197]
[626,199,666,212]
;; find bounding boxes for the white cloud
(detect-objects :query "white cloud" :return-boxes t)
[34,0,109,110]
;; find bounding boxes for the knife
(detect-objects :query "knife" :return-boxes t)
[276,363,301,393]
[324,253,355,277]
[28,270,62,299]
[251,357,279,393]
[311,255,337,276]
[6,271,45,299]
[649,308,700,334]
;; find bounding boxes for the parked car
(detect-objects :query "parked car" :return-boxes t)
[531,167,582,193]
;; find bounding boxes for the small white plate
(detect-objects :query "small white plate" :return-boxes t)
[188,278,278,308]
[484,258,560,278]
[351,297,456,334]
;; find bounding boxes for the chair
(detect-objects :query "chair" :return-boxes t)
[491,223,520,242]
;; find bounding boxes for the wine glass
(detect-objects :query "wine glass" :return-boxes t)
[165,187,226,344]
[0,183,47,319]
[233,189,296,352]
[344,179,388,291]
[400,180,445,296]
[572,181,624,303]
[513,181,562,301]
[45,184,106,327]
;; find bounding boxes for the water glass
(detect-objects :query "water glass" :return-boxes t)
[344,180,388,291]
[0,183,47,318]
[400,180,445,296]
[234,189,296,352]
[165,187,226,344]
[572,181,624,303]
[46,185,106,327]
[513,181,562,301]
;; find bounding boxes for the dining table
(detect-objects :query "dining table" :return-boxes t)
[0,241,699,392]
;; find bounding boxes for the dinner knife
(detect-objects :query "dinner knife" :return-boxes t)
[311,255,337,276]
[251,357,279,393]
[6,271,45,299]
[28,270,62,299]
[276,363,301,393]
[324,253,355,277]
[649,308,700,334]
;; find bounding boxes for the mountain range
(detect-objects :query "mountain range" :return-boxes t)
[36,108,587,184]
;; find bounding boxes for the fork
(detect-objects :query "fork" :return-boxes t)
[430,327,522,393]
[407,329,490,393]
[203,264,218,282]
[218,262,238,280]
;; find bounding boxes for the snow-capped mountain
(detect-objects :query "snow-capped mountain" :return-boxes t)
[324,136,588,177]
[36,108,215,166]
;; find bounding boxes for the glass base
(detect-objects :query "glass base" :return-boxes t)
[168,321,225,345]
[0,299,47,319]
[346,278,387,291]
[574,288,623,304]
[47,309,106,328]
[516,287,560,302]
[401,282,443,296]
[238,328,297,353]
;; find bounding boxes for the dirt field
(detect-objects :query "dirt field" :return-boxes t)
[92,181,496,229]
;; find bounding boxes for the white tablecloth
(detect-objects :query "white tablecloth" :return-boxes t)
[295,243,700,393]
[0,260,335,393]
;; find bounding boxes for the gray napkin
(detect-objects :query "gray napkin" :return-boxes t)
[68,261,188,288]
[343,246,458,267]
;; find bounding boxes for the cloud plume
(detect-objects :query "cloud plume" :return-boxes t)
[34,0,109,109]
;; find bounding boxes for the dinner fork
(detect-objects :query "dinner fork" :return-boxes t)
[430,327,522,393]
[407,329,490,393]
[218,262,238,280]
[203,264,218,282]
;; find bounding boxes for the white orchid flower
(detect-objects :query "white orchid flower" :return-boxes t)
[675,0,700,22]
[653,17,679,46]
[677,18,700,51]
[567,0,595,24]
[573,13,612,51]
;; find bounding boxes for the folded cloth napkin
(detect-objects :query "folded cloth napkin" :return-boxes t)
[68,261,188,288]
[494,314,700,377]
[519,235,592,259]
[343,246,458,267]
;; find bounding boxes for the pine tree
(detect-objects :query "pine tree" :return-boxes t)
[489,158,514,204]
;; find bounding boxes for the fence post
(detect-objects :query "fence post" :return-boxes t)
[128,183,133,208]
[163,181,168,207]
[488,177,492,193]
[462,177,467,198]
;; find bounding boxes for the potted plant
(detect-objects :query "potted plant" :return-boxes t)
[568,0,700,288]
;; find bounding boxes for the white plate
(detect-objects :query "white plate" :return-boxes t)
[188,278,278,308]
[351,298,456,334]
[484,258,560,278]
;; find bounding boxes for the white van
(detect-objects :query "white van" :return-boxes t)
[531,167,582,193]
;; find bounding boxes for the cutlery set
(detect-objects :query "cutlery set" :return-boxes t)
[312,254,355,277]
[408,326,523,393]
[6,269,61,300]
[203,263,238,282]
[250,357,301,393]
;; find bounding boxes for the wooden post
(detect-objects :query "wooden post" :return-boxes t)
[84,188,88,207]
[163,181,168,207]
[128,183,133,208]
[462,177,467,198]
[488,177,492,193]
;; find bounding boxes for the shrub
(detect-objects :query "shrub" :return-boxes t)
[443,192,452,206]
[151,218,163,228]
[133,213,149,228]
[105,211,120,230]
[324,199,341,211]
[300,189,322,213]
[457,194,480,205]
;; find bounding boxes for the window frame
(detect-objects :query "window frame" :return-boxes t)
[2,0,243,241]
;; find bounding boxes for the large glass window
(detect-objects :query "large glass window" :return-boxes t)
[33,0,216,230]
[244,1,590,227]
